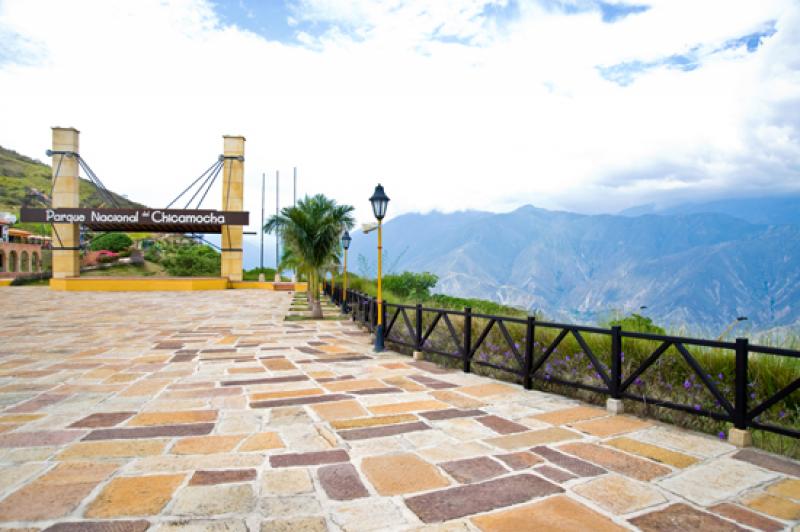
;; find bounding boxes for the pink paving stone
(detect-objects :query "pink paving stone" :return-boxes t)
[42,522,150,532]
[6,393,70,413]
[318,463,369,500]
[531,446,606,477]
[476,415,529,434]
[0,429,85,447]
[734,449,800,477]
[270,449,350,467]
[494,452,543,470]
[440,456,509,484]
[338,421,431,441]
[405,473,563,523]
[82,423,215,441]
[419,409,487,421]
[534,464,578,483]
[710,503,785,532]
[630,503,747,532]
[69,412,136,428]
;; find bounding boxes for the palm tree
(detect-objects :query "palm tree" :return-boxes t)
[264,194,354,318]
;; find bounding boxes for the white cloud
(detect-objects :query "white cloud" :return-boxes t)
[0,0,798,247]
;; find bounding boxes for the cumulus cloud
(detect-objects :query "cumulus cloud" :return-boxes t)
[0,0,798,242]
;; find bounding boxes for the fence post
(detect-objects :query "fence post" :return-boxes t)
[523,316,535,390]
[734,338,749,430]
[610,325,622,398]
[730,338,752,447]
[415,304,423,351]
[463,307,472,373]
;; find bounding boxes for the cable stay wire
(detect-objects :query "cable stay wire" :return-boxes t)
[188,160,224,210]
[166,158,223,209]
[192,159,224,210]
[76,156,120,208]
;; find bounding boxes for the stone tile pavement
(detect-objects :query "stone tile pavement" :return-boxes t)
[0,287,798,531]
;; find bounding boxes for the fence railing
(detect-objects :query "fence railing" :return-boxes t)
[322,282,799,439]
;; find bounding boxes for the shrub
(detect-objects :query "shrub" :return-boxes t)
[161,244,220,277]
[607,313,666,335]
[89,233,133,252]
[382,271,439,300]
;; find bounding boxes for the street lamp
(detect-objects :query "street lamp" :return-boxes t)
[341,230,352,313]
[369,184,390,352]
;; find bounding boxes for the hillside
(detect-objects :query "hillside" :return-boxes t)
[348,205,800,335]
[0,145,142,233]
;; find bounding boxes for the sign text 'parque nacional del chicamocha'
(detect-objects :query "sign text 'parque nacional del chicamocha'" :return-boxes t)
[20,207,249,234]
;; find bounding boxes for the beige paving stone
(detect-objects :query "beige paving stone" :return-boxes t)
[429,390,483,408]
[0,462,49,494]
[743,493,800,520]
[323,379,385,392]
[532,406,608,425]
[330,413,417,430]
[383,376,427,392]
[86,473,185,517]
[239,431,285,452]
[0,414,46,424]
[58,439,169,460]
[170,484,255,516]
[128,410,218,427]
[635,425,734,458]
[260,517,327,532]
[658,458,780,506]
[368,400,451,415]
[361,453,450,495]
[261,468,314,495]
[250,388,324,401]
[471,494,626,532]
[331,498,409,531]
[486,427,582,450]
[606,437,699,468]
[171,435,244,455]
[573,474,668,514]
[311,400,369,421]
[571,415,651,437]
[766,478,800,500]
[458,383,519,398]
[418,441,493,462]
[129,453,264,473]
[261,495,323,517]
[157,520,248,531]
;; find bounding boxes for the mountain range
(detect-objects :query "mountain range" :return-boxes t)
[348,198,800,335]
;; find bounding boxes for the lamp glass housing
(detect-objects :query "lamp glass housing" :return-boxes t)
[369,184,390,221]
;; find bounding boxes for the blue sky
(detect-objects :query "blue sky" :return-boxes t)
[0,0,798,228]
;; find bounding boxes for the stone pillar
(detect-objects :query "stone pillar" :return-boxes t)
[221,135,245,282]
[51,127,81,278]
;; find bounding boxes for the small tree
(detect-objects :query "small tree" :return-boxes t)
[265,194,354,318]
[89,232,133,252]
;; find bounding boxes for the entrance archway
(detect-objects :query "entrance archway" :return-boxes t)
[9,250,17,272]
[19,128,249,286]
[20,251,29,272]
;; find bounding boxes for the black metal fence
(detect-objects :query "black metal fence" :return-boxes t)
[324,282,799,439]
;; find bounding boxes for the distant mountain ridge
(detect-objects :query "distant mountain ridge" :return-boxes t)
[349,201,800,334]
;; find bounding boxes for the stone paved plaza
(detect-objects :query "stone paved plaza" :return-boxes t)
[0,287,798,531]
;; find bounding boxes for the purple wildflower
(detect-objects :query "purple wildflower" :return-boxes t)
[694,404,701,411]
[718,431,726,440]
[683,379,691,390]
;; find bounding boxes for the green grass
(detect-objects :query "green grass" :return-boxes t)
[83,261,166,277]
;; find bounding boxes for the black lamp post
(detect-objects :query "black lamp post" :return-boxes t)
[341,230,352,313]
[369,184,390,352]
